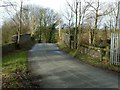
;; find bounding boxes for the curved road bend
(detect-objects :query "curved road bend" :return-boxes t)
[28,43,118,88]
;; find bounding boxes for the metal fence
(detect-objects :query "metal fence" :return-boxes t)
[110,33,120,65]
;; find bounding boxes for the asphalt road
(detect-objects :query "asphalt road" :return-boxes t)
[28,43,118,88]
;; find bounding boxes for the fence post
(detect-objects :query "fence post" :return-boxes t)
[100,49,103,61]
[105,46,109,62]
[100,49,105,61]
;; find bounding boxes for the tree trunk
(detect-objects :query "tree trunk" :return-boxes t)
[16,1,23,49]
[74,1,78,49]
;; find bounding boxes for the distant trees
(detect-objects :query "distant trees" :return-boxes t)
[2,0,119,47]
[2,2,60,45]
[28,6,60,43]
[2,21,15,44]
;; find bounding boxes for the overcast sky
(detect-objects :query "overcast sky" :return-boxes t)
[0,0,68,27]
[0,0,117,27]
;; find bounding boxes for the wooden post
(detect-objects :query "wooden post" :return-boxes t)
[100,48,103,61]
[105,46,109,61]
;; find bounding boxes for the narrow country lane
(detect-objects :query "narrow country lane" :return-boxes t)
[28,43,118,88]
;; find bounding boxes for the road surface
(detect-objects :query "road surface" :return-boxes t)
[28,43,118,88]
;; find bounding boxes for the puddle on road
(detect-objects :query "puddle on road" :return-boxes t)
[54,51,62,54]
[48,50,63,55]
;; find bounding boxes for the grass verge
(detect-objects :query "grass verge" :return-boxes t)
[2,41,40,88]
[57,42,119,72]
[2,50,28,88]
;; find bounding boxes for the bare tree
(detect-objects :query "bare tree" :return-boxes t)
[77,1,90,48]
[62,4,74,48]
[2,0,29,48]
[66,0,90,49]
[66,0,80,49]
[113,1,120,31]
[86,0,113,45]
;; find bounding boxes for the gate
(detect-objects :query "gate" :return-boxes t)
[110,33,120,65]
